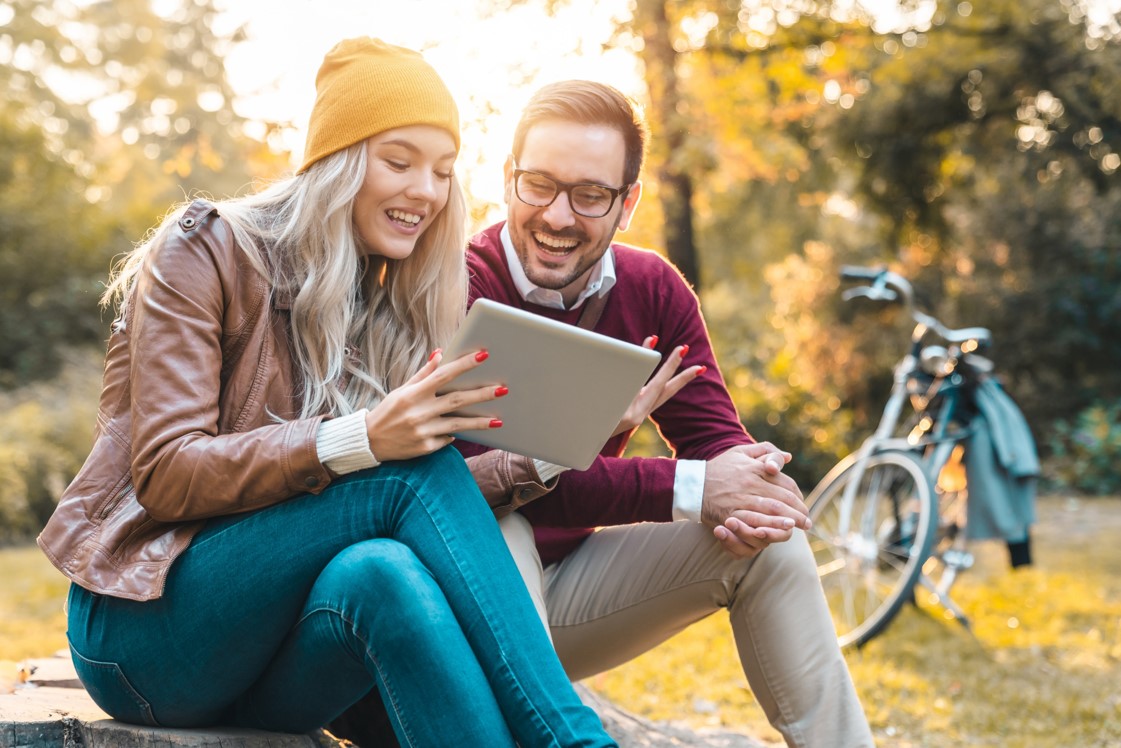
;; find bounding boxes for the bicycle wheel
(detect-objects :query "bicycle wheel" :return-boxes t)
[807,449,937,648]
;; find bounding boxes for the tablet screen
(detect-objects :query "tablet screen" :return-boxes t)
[438,299,660,470]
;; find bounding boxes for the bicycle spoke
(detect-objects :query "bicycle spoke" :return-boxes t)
[808,450,936,648]
[817,556,848,578]
[840,565,859,630]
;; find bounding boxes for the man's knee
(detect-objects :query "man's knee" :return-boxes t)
[498,511,534,548]
[499,513,543,577]
[755,530,818,575]
[734,530,823,602]
[497,513,550,636]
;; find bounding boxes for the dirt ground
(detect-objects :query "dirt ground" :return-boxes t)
[1002,493,1121,574]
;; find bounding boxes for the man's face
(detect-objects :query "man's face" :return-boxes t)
[504,120,640,306]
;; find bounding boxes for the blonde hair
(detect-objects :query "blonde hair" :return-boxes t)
[103,141,467,419]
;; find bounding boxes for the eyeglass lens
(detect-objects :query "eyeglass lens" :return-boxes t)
[515,171,618,218]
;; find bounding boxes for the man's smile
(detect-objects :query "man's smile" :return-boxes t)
[532,231,581,257]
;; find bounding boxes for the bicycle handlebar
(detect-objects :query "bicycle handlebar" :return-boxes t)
[839,265,991,349]
[839,266,915,308]
[839,265,884,281]
[842,286,898,302]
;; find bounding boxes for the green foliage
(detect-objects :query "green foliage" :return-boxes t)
[0,0,288,390]
[0,113,122,388]
[1046,400,1121,495]
[617,0,1121,478]
[821,0,1121,440]
[0,350,101,543]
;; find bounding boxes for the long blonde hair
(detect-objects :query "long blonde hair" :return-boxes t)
[102,141,467,419]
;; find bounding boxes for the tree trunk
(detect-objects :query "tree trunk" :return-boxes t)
[634,0,702,293]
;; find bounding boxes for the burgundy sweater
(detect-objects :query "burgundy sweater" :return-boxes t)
[459,222,754,564]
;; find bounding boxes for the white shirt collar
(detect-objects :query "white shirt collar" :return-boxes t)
[499,224,616,310]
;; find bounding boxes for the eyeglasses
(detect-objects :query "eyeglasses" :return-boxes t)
[512,167,631,218]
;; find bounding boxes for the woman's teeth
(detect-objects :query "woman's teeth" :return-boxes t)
[387,209,421,226]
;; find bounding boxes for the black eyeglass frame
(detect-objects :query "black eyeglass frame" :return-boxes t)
[511,166,632,218]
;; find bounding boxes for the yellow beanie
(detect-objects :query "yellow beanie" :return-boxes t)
[298,37,460,173]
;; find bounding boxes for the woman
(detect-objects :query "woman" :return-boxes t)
[37,37,615,748]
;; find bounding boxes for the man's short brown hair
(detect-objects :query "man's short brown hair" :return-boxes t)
[512,80,647,186]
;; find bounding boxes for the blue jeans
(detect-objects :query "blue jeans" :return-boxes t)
[66,447,614,747]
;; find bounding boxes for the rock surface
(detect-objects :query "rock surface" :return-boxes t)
[0,654,765,747]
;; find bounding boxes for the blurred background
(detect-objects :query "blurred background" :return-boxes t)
[2,0,1118,537]
[3,1,1121,744]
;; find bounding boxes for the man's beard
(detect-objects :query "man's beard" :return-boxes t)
[514,220,616,291]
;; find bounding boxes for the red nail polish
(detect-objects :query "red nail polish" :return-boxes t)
[489,419,503,429]
[649,335,659,347]
[680,344,690,357]
[494,386,509,397]
[475,350,489,363]
[697,365,707,375]
[428,348,442,361]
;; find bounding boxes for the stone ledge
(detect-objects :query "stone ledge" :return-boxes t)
[1,655,764,748]
[0,655,346,748]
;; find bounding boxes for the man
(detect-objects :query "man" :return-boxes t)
[459,80,875,748]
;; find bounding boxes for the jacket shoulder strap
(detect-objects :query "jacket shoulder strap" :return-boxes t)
[178,199,219,232]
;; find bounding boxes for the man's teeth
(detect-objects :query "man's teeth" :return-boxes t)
[533,232,578,253]
[387,209,421,226]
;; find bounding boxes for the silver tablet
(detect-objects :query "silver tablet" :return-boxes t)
[439,298,661,470]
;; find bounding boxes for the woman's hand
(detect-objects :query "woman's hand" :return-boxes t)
[612,338,704,437]
[365,349,506,461]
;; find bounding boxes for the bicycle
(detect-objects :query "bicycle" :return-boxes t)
[805,266,1037,649]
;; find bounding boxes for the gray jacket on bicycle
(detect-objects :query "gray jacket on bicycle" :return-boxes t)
[964,378,1039,542]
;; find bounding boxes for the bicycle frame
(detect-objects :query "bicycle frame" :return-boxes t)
[834,266,989,520]
[811,266,994,645]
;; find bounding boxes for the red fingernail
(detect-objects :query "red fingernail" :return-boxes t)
[494,386,509,397]
[428,348,442,361]
[489,419,503,429]
[697,365,707,375]
[680,344,690,357]
[475,350,489,362]
[649,335,659,347]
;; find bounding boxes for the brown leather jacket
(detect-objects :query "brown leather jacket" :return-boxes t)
[37,200,553,602]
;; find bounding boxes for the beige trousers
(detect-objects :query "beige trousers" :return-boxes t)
[499,515,876,748]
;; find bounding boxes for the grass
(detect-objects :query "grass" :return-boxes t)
[0,542,70,693]
[3,496,1120,745]
[585,494,1121,746]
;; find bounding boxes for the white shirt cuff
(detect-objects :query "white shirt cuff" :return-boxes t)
[316,409,379,475]
[532,459,567,484]
[672,459,706,522]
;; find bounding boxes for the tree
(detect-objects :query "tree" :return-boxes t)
[825,0,1121,432]
[601,0,1121,473]
[632,0,701,288]
[0,91,118,386]
[0,0,287,387]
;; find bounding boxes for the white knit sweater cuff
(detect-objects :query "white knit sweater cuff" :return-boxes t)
[532,459,567,484]
[317,409,379,475]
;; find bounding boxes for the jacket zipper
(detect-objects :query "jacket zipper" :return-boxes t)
[94,481,134,521]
